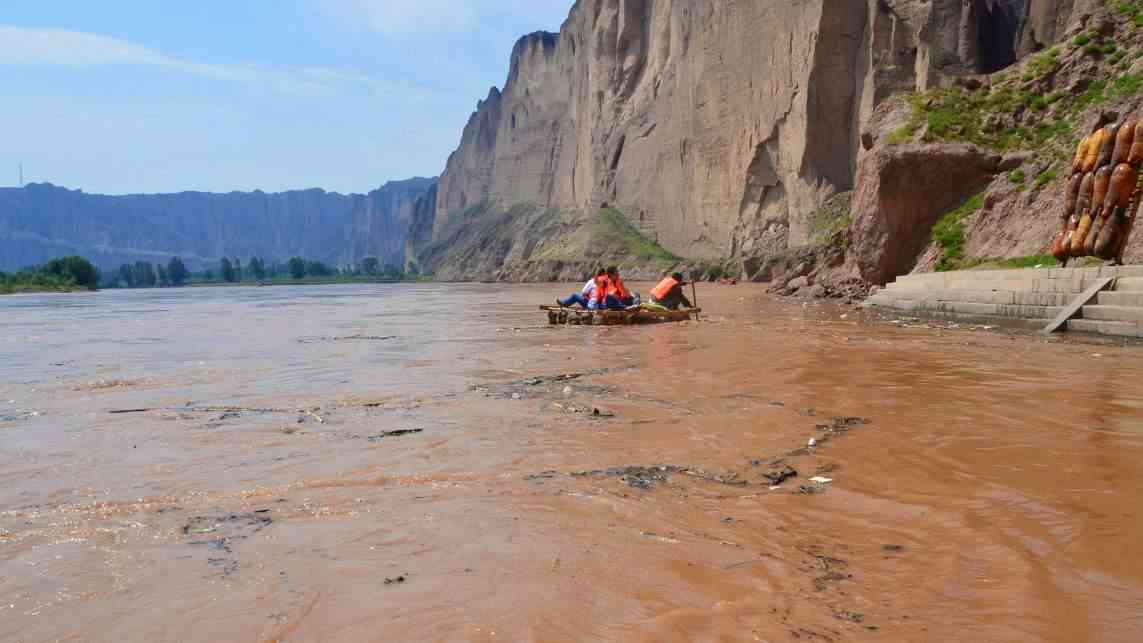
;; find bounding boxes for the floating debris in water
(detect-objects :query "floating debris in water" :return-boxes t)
[550,464,748,489]
[683,468,747,486]
[183,512,274,558]
[367,429,424,442]
[0,410,38,423]
[762,466,798,486]
[297,335,397,344]
[571,465,685,489]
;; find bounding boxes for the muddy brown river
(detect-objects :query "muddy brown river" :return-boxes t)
[1,283,1141,642]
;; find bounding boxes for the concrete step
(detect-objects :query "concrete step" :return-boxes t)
[865,295,918,311]
[871,267,1143,334]
[871,298,1063,319]
[893,265,1143,288]
[926,289,1016,304]
[1115,277,1143,292]
[1066,318,1143,338]
[865,303,1053,331]
[888,278,1090,295]
[1107,265,1143,278]
[883,288,1072,306]
[1096,290,1143,306]
[1080,305,1143,323]
[1012,292,1075,307]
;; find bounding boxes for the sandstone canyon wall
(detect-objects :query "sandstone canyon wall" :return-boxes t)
[419,0,1102,282]
[0,178,436,271]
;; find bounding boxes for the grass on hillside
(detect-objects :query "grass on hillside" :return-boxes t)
[932,191,986,272]
[1034,164,1060,188]
[806,191,853,248]
[961,255,1057,270]
[1114,1,1143,28]
[531,206,680,268]
[594,208,680,264]
[887,17,1143,157]
[890,83,1076,153]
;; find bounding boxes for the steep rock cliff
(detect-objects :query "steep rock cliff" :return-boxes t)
[425,0,1095,281]
[404,183,439,273]
[0,178,436,271]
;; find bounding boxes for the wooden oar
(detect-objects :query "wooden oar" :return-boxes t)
[690,272,700,321]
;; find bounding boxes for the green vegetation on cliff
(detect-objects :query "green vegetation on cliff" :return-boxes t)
[1113,1,1143,28]
[891,81,1074,153]
[890,14,1143,156]
[965,255,1058,270]
[529,206,680,271]
[417,201,693,281]
[932,191,986,272]
[807,192,854,249]
[930,198,1066,272]
[595,208,680,264]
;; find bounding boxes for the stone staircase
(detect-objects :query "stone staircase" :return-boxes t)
[864,266,1143,338]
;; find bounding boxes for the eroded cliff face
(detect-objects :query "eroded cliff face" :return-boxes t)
[436,0,874,262]
[424,0,1097,281]
[0,178,436,271]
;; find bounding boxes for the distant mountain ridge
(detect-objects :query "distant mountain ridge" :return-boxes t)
[0,178,437,271]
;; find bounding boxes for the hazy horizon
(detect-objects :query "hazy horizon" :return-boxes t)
[0,1,571,196]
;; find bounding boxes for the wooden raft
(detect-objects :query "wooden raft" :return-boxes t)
[539,305,701,325]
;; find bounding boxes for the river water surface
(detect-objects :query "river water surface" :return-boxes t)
[1,283,1141,642]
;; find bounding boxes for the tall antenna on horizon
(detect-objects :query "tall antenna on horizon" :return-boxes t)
[19,163,23,187]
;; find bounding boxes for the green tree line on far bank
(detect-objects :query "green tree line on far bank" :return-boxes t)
[3,254,422,294]
[107,255,420,289]
[1,256,101,294]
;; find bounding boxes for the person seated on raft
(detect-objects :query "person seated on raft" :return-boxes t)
[591,266,636,310]
[649,272,692,310]
[607,267,639,307]
[557,268,605,308]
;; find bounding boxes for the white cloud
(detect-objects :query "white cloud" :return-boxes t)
[0,25,405,96]
[0,26,165,67]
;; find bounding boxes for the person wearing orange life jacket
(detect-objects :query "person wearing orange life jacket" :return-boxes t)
[649,272,692,310]
[594,266,636,310]
[588,270,614,310]
[608,267,637,306]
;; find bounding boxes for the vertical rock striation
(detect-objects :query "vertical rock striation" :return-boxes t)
[426,0,1093,279]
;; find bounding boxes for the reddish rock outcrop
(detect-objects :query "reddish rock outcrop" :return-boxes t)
[847,144,1001,285]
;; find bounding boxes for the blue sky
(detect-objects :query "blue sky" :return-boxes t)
[0,1,572,194]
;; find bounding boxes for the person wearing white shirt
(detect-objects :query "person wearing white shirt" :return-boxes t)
[557,268,605,308]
